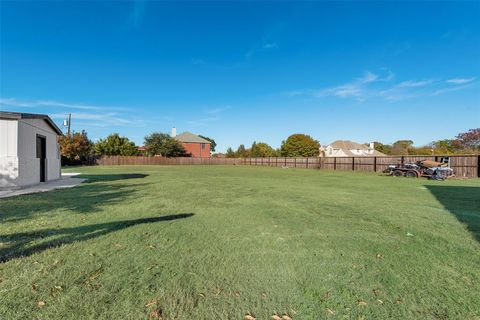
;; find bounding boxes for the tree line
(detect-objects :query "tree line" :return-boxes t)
[224,129,480,158]
[59,132,216,165]
[373,128,480,155]
[225,134,320,158]
[59,128,479,165]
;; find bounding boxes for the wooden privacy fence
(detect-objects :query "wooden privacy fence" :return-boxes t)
[97,156,244,166]
[97,155,480,178]
[244,155,479,178]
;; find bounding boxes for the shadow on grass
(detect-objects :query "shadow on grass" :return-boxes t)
[426,185,480,242]
[0,213,194,263]
[1,176,150,223]
[79,173,149,183]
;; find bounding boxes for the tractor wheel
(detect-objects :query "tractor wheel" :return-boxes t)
[393,170,404,177]
[405,170,418,178]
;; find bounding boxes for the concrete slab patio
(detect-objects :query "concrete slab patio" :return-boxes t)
[0,173,86,199]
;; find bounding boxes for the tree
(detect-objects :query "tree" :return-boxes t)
[250,141,277,157]
[94,133,138,156]
[408,146,434,155]
[431,139,458,154]
[372,141,392,155]
[456,128,480,151]
[390,140,414,155]
[280,134,320,157]
[225,147,235,158]
[58,130,93,165]
[235,144,249,158]
[198,135,216,152]
[144,132,187,157]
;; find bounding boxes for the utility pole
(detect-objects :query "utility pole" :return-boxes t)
[67,113,71,136]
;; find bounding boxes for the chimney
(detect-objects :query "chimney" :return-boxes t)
[369,142,374,150]
[171,127,176,137]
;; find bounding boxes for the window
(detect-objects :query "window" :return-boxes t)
[201,143,206,150]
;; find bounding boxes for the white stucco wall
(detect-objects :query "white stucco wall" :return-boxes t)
[324,146,376,157]
[325,146,348,157]
[0,119,19,187]
[0,118,61,188]
[17,119,61,186]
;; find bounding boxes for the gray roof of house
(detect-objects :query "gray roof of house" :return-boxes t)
[0,111,63,135]
[174,131,211,144]
[329,140,367,150]
[327,140,386,156]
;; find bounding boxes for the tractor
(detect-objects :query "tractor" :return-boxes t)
[384,158,454,180]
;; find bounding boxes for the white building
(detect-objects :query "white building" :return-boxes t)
[0,112,63,188]
[321,140,386,157]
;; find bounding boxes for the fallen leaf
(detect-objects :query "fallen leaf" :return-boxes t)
[407,232,414,237]
[357,299,368,306]
[326,308,335,315]
[234,291,240,297]
[377,299,384,304]
[148,245,157,249]
[148,309,163,320]
[87,266,104,281]
[50,285,63,297]
[395,299,402,305]
[261,292,267,298]
[36,301,46,308]
[199,293,205,298]
[282,314,292,320]
[245,314,256,320]
[376,253,384,259]
[145,299,157,308]
[31,283,38,291]
[271,315,282,320]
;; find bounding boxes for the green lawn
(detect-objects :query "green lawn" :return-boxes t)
[1,166,479,319]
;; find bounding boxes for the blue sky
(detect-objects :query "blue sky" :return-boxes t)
[1,1,479,152]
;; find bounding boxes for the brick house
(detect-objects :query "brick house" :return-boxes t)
[173,129,211,158]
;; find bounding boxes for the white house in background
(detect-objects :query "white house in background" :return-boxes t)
[0,112,63,188]
[321,140,386,157]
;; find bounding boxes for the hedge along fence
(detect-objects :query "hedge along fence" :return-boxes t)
[96,155,480,178]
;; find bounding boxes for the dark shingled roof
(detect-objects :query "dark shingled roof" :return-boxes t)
[174,132,211,144]
[0,111,63,135]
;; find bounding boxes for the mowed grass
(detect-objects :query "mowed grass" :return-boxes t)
[0,166,479,319]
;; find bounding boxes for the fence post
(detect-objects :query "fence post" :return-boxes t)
[294,158,297,168]
[478,155,480,178]
[276,157,278,167]
[352,157,355,171]
[306,157,309,168]
[373,157,377,172]
[334,157,337,170]
[401,156,405,165]
[285,157,287,167]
